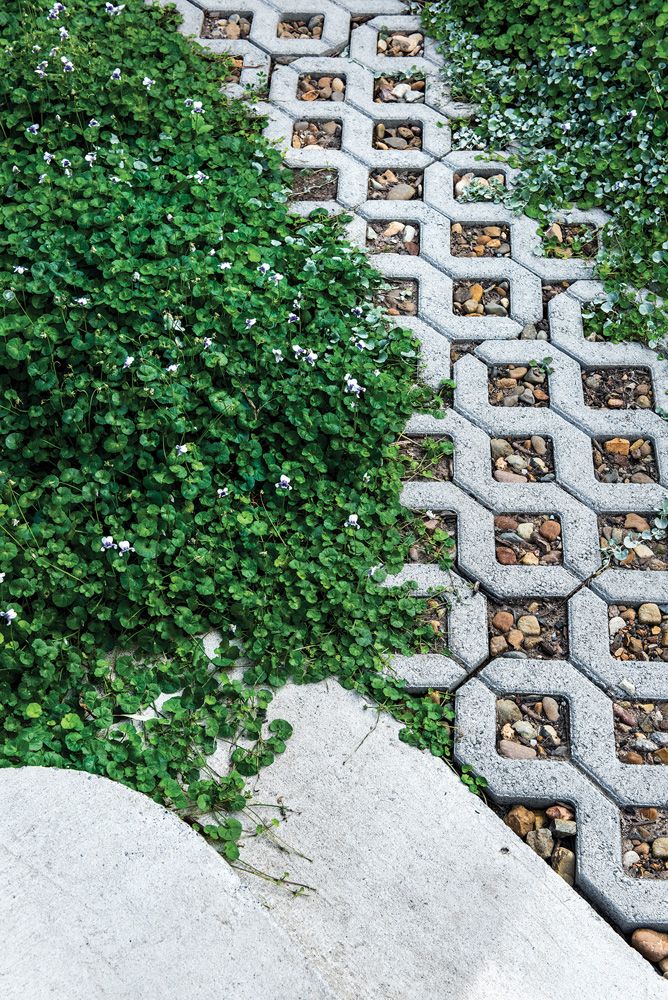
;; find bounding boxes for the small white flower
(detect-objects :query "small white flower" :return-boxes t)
[39,173,47,183]
[100,536,117,551]
[272,349,284,362]
[585,45,597,55]
[142,77,155,90]
[132,271,140,281]
[123,355,134,368]
[246,318,256,329]
[351,306,363,317]
[44,151,54,163]
[560,122,571,132]
[117,540,134,554]
[229,623,237,633]
[85,152,97,163]
[13,266,26,274]
[110,67,122,80]
[362,472,371,483]
[1,609,17,624]
[35,61,49,78]
[203,337,212,349]
[627,109,638,119]
[275,474,292,490]
[219,261,232,271]
[166,363,179,373]
[0,573,5,583]
[61,158,71,167]
[217,487,229,498]
[59,26,68,39]
[345,514,360,529]
[288,312,298,323]
[175,444,188,456]
[258,263,270,274]
[304,350,318,366]
[105,2,126,14]
[191,101,204,114]
[73,296,89,306]
[27,123,40,134]
[193,170,208,184]
[87,118,100,128]
[61,58,74,72]
[270,272,284,284]
[344,373,365,397]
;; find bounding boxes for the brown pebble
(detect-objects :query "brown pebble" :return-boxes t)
[505,804,535,838]
[492,610,514,632]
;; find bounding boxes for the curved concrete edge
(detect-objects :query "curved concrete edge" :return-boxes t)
[0,767,334,1000]
[240,682,667,999]
[1,684,666,999]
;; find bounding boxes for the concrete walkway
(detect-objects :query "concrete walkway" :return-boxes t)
[1,684,665,998]
[2,3,665,994]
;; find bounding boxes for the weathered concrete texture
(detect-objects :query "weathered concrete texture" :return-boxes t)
[240,683,666,998]
[0,767,334,1000]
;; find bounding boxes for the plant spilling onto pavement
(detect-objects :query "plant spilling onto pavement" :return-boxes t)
[423,0,667,346]
[0,0,483,861]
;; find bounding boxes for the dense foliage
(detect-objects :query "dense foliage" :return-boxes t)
[0,0,474,858]
[423,0,668,345]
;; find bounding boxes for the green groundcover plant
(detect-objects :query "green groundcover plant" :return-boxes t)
[1,0,479,860]
[423,0,668,345]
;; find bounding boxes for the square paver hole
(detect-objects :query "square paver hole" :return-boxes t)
[621,807,668,878]
[593,437,658,483]
[494,514,562,566]
[373,121,422,151]
[491,435,554,483]
[454,169,506,201]
[582,367,653,410]
[368,169,423,200]
[398,435,454,481]
[377,279,418,316]
[453,279,510,317]
[298,73,345,101]
[290,167,338,201]
[488,362,550,407]
[366,219,420,255]
[496,694,570,760]
[292,119,341,149]
[201,11,253,38]
[451,223,511,258]
[278,15,324,39]
[489,599,567,658]
[608,602,668,662]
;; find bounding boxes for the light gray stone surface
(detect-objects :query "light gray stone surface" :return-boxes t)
[0,767,334,1000]
[125,0,668,942]
[3,690,667,998]
[241,683,667,997]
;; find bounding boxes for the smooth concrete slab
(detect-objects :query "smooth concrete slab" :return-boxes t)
[0,767,334,1000]
[0,685,665,999]
[240,682,667,999]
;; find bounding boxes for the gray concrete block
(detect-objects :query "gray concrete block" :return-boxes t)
[0,767,335,1000]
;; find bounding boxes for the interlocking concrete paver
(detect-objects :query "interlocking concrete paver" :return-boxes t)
[162,0,668,940]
